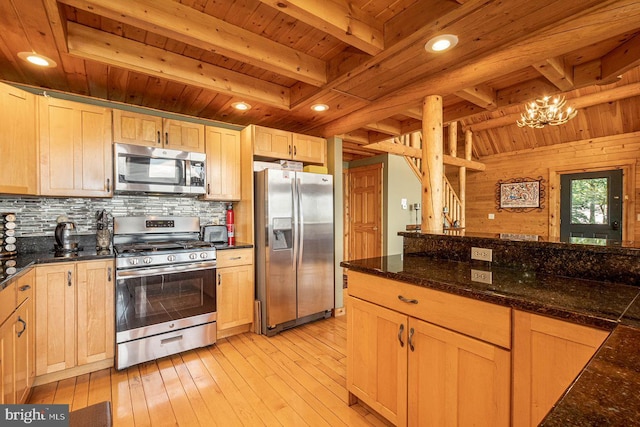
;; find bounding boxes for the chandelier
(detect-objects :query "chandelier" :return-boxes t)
[516,96,578,128]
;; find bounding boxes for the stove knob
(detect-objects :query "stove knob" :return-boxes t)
[200,252,208,259]
[129,258,139,265]
[189,253,197,260]
[167,255,176,262]
[143,257,152,264]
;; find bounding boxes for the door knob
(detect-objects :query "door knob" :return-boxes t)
[612,221,620,230]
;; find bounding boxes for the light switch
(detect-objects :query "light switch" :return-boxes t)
[488,213,495,220]
[401,198,407,210]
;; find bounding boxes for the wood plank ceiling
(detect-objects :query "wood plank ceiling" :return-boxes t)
[1,0,640,161]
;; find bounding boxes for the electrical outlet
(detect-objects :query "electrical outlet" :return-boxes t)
[471,269,492,285]
[471,247,493,262]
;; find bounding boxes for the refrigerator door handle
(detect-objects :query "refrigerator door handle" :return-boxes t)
[297,177,304,269]
[292,177,298,272]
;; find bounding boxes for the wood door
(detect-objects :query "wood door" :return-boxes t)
[0,314,15,404]
[112,109,163,147]
[39,97,113,197]
[76,260,115,366]
[347,296,408,426]
[0,83,37,195]
[512,310,609,427]
[35,263,76,375]
[348,163,383,260]
[163,119,205,153]
[408,317,511,427]
[560,169,623,242]
[253,125,292,159]
[292,133,326,165]
[204,126,241,201]
[216,264,254,334]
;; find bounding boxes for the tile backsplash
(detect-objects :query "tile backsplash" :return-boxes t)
[0,195,227,237]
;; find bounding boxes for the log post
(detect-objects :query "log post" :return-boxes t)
[448,121,458,157]
[422,95,444,232]
[459,129,473,228]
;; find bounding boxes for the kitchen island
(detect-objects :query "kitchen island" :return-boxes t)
[341,232,640,426]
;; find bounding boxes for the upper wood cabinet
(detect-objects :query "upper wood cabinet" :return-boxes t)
[512,310,609,427]
[113,110,205,153]
[203,126,241,201]
[250,125,326,165]
[39,97,113,197]
[0,83,37,195]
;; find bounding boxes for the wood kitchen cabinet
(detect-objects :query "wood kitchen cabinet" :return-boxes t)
[39,97,113,197]
[0,82,38,195]
[203,126,241,201]
[113,109,205,153]
[346,271,511,427]
[0,268,35,404]
[512,310,609,426]
[216,248,254,338]
[249,125,326,165]
[35,260,114,380]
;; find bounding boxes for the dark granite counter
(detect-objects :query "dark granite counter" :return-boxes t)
[341,254,640,425]
[213,241,253,250]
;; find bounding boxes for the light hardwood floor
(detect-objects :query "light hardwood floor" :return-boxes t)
[29,315,390,426]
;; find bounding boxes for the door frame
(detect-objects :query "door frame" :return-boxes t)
[548,159,635,241]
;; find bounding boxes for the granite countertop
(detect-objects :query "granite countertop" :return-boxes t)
[341,254,640,425]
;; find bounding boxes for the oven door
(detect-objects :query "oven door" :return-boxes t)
[115,261,216,343]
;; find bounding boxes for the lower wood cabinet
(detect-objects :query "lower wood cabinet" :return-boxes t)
[216,249,254,338]
[35,260,114,379]
[0,269,36,404]
[512,310,609,426]
[347,296,510,427]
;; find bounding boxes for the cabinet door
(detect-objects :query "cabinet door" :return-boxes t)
[113,109,163,147]
[14,299,32,404]
[164,119,205,153]
[35,263,76,375]
[76,260,115,366]
[217,264,254,332]
[0,83,37,195]
[347,296,408,426]
[39,97,113,197]
[512,310,609,427]
[408,318,511,427]
[292,133,326,165]
[204,126,241,200]
[0,317,14,404]
[253,126,292,159]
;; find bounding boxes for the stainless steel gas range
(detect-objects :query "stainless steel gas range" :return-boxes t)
[113,216,217,370]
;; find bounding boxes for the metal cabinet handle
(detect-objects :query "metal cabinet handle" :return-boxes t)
[288,145,292,155]
[293,145,297,156]
[107,267,112,282]
[398,323,405,347]
[106,178,111,192]
[398,295,418,304]
[409,327,415,352]
[229,256,241,260]
[165,132,169,145]
[67,271,72,286]
[17,316,26,338]
[19,285,31,292]
[217,273,221,286]
[207,183,210,195]
[157,130,161,145]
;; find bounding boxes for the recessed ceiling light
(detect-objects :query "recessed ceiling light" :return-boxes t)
[18,52,57,68]
[311,104,329,112]
[424,34,459,53]
[231,101,251,111]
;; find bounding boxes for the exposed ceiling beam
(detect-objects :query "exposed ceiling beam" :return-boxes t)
[67,23,290,110]
[58,0,327,86]
[455,84,497,110]
[465,80,640,132]
[601,34,640,81]
[403,107,423,120]
[316,0,640,137]
[363,140,486,170]
[341,130,370,144]
[258,0,384,56]
[42,0,68,54]
[443,154,485,171]
[363,118,403,135]
[533,57,574,91]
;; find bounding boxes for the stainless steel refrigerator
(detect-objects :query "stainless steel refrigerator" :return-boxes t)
[255,168,334,336]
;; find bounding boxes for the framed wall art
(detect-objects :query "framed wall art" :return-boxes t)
[495,177,545,212]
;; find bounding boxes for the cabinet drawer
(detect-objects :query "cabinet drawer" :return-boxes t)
[16,269,34,306]
[347,271,511,349]
[217,248,253,267]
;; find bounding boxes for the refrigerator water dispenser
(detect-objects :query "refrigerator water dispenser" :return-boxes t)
[272,217,292,250]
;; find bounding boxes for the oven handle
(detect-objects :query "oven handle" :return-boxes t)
[116,261,217,278]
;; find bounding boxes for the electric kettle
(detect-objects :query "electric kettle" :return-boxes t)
[55,221,79,252]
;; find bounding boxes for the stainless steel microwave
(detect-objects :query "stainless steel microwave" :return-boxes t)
[114,143,206,195]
